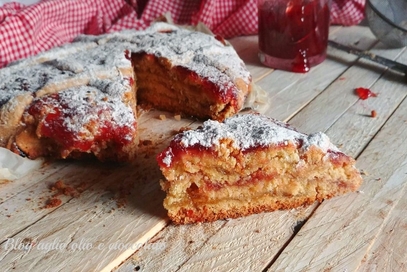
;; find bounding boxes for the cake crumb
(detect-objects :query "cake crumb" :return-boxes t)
[360,169,369,176]
[174,114,181,121]
[159,114,167,120]
[178,126,191,133]
[371,110,377,118]
[50,180,80,197]
[44,198,62,209]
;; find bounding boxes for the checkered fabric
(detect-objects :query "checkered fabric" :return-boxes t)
[331,0,365,26]
[0,0,366,68]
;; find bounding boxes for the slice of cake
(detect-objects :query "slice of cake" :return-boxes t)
[157,113,363,224]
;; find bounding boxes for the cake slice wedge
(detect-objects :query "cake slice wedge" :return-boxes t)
[157,113,363,224]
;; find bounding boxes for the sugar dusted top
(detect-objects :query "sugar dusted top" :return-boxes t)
[158,113,340,167]
[0,40,130,107]
[26,80,136,150]
[81,22,252,94]
[1,22,250,108]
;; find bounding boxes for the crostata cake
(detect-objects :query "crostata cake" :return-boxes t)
[0,23,252,161]
[157,113,363,224]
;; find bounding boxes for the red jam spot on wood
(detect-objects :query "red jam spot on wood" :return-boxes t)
[258,0,330,73]
[355,87,377,100]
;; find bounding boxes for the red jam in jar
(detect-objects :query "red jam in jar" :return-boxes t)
[258,0,331,73]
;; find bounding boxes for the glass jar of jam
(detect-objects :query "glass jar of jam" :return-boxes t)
[258,0,331,73]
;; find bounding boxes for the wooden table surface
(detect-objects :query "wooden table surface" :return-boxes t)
[1,25,407,272]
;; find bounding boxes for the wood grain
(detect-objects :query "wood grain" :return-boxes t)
[269,93,407,271]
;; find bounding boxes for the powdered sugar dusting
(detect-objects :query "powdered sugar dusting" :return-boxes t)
[0,40,131,108]
[176,114,338,153]
[78,22,251,95]
[302,132,339,153]
[30,81,136,142]
[1,22,248,109]
[161,148,174,167]
[0,64,75,106]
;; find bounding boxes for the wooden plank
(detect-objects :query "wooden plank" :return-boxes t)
[0,161,71,204]
[357,183,407,271]
[268,93,407,271]
[116,204,318,272]
[114,220,227,272]
[0,161,115,243]
[0,155,167,271]
[289,43,406,135]
[324,47,407,157]
[177,205,318,272]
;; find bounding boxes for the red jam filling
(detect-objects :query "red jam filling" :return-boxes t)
[129,77,134,86]
[157,140,213,168]
[28,94,134,153]
[175,66,233,103]
[157,137,291,168]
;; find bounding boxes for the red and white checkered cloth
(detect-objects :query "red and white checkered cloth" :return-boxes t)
[0,0,366,68]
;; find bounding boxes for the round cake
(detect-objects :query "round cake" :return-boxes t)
[0,22,252,161]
